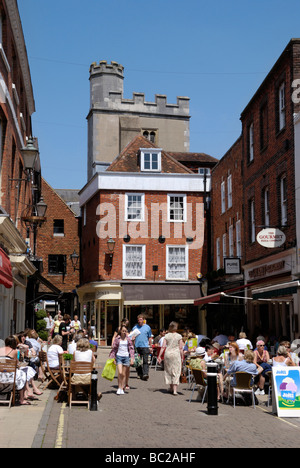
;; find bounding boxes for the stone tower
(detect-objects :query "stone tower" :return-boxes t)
[87,61,190,180]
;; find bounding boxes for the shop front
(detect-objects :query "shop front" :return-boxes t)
[77,281,206,345]
[244,249,299,341]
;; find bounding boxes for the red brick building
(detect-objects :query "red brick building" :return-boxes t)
[0,0,40,339]
[206,39,300,341]
[35,178,80,316]
[78,135,216,344]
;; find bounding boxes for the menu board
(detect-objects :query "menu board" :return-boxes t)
[272,367,300,417]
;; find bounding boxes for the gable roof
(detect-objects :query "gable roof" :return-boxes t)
[167,152,218,165]
[106,135,194,174]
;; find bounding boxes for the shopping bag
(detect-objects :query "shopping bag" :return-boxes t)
[101,358,116,381]
[133,352,142,368]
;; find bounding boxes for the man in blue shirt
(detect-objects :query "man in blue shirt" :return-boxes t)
[132,314,152,380]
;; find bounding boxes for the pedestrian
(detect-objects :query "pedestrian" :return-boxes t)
[59,314,73,351]
[132,314,152,381]
[71,315,81,332]
[157,321,183,395]
[109,325,135,394]
[44,311,54,336]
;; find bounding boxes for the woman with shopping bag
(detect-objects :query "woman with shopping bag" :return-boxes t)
[109,325,135,395]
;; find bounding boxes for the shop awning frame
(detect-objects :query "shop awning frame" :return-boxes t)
[252,281,300,300]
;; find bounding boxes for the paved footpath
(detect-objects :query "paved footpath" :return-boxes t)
[2,349,300,450]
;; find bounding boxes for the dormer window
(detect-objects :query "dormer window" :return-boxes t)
[140,148,162,172]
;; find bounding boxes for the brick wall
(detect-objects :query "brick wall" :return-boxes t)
[0,0,33,240]
[210,137,243,270]
[36,178,80,292]
[81,190,208,283]
[241,41,297,264]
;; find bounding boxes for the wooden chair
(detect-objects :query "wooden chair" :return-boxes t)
[56,354,69,399]
[0,359,17,408]
[189,369,207,403]
[39,351,61,390]
[232,372,256,409]
[68,361,93,409]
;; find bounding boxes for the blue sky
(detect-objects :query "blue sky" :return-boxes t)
[18,0,300,190]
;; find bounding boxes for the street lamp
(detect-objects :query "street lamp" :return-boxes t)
[21,137,39,172]
[70,250,80,271]
[21,196,47,257]
[10,137,39,184]
[107,237,116,268]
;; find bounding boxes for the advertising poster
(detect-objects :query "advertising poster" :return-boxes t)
[273,367,300,417]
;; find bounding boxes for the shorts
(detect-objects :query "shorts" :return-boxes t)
[116,355,130,367]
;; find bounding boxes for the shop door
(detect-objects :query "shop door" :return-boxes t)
[106,303,119,345]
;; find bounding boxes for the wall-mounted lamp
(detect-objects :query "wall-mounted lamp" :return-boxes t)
[158,235,165,244]
[70,250,80,271]
[107,237,116,268]
[10,137,39,183]
[186,236,194,244]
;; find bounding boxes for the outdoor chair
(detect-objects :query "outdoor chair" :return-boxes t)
[68,361,93,409]
[232,372,256,409]
[0,359,17,408]
[56,354,69,401]
[266,370,273,407]
[188,368,207,404]
[39,351,61,390]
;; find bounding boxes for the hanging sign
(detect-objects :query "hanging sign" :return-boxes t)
[272,367,300,417]
[256,228,286,248]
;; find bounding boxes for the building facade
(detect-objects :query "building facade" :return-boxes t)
[34,178,80,316]
[78,135,216,344]
[205,39,300,341]
[87,61,190,180]
[0,0,41,339]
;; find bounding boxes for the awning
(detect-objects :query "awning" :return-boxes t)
[0,248,13,289]
[252,281,300,300]
[123,283,201,305]
[194,292,225,306]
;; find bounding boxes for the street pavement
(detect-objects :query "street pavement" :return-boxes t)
[1,348,300,449]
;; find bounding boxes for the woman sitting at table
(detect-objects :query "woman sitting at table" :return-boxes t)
[0,335,42,404]
[223,349,258,400]
[224,342,243,369]
[253,340,272,396]
[272,345,295,367]
[47,335,64,370]
[74,338,95,363]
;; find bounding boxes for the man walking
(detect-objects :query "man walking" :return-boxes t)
[132,314,152,380]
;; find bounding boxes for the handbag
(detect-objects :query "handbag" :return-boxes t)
[101,358,116,381]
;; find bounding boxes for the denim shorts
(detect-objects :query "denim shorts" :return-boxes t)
[116,355,130,366]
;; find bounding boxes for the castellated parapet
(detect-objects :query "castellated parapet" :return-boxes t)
[89,61,190,116]
[87,60,191,180]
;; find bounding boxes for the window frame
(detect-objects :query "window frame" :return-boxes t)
[140,148,162,172]
[53,219,65,237]
[48,254,67,275]
[125,193,145,222]
[221,181,226,214]
[280,175,287,227]
[168,194,187,223]
[123,244,146,280]
[166,245,188,281]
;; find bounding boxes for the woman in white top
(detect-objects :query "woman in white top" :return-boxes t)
[109,326,135,395]
[272,345,295,367]
[47,335,64,369]
[74,338,95,363]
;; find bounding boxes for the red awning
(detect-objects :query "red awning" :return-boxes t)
[194,292,225,305]
[0,248,13,289]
